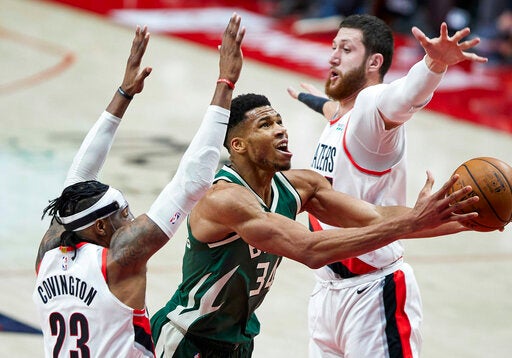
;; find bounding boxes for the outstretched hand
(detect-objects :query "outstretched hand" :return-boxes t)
[218,13,246,85]
[121,25,152,96]
[412,22,488,72]
[409,171,479,231]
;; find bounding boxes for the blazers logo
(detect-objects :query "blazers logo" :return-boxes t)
[311,143,336,173]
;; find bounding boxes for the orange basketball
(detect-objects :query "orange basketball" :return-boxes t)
[448,157,512,232]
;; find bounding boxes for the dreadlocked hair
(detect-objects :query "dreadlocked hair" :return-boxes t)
[42,180,110,254]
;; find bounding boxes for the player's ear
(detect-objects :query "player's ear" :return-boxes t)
[231,137,247,153]
[367,53,383,72]
[94,219,109,236]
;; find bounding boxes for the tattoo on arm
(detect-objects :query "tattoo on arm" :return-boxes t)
[110,219,168,267]
[37,219,64,266]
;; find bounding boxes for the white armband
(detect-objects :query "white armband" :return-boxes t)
[64,111,121,188]
[147,105,229,238]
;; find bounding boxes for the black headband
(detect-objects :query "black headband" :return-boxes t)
[62,201,120,231]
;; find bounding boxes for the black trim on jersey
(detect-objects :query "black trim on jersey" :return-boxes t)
[383,273,404,358]
[326,262,358,278]
[134,324,155,355]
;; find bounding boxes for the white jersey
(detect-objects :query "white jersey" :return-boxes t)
[33,242,155,358]
[307,57,442,358]
[309,84,407,280]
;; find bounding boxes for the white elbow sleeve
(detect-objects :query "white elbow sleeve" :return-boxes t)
[179,145,221,203]
[64,111,121,188]
[146,105,228,239]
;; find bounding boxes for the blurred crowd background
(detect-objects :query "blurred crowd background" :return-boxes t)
[259,0,512,65]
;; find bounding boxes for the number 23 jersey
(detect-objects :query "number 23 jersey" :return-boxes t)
[33,242,155,358]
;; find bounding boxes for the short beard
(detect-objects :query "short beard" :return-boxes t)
[258,158,291,172]
[275,162,291,171]
[325,61,367,101]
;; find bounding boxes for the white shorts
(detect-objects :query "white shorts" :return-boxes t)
[308,261,422,358]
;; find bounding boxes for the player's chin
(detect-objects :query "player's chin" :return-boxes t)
[325,84,338,99]
[274,158,292,172]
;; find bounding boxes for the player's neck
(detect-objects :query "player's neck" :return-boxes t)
[335,98,356,119]
[336,84,365,114]
[230,162,274,205]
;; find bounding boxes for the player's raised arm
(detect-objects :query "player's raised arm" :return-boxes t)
[64,25,152,188]
[211,12,245,109]
[144,12,246,241]
[37,25,152,269]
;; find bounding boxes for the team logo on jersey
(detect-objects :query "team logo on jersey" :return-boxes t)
[61,255,69,271]
[169,211,181,225]
[311,143,336,173]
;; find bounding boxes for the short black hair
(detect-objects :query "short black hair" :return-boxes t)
[224,93,271,150]
[340,14,394,79]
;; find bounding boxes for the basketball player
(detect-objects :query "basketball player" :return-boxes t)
[286,15,488,357]
[150,91,479,357]
[33,14,245,357]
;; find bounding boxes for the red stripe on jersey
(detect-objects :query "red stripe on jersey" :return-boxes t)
[133,309,152,335]
[308,213,323,231]
[393,270,413,358]
[329,115,342,126]
[342,257,378,275]
[342,118,392,176]
[101,248,108,282]
[133,309,156,355]
[75,242,87,249]
[308,214,378,275]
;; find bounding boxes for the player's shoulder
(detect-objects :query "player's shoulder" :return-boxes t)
[211,179,245,192]
[204,180,255,206]
[282,169,329,192]
[358,83,386,99]
[284,168,324,178]
[283,168,317,176]
[352,84,387,115]
[37,219,65,260]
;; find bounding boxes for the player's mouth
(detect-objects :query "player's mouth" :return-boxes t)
[329,69,340,83]
[276,139,292,158]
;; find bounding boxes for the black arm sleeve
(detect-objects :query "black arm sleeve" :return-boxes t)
[297,93,329,114]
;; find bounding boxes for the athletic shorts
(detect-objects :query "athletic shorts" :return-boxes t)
[308,261,422,358]
[153,319,254,358]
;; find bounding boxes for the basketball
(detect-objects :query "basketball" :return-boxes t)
[448,157,512,231]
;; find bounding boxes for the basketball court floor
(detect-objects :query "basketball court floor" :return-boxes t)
[1,0,511,357]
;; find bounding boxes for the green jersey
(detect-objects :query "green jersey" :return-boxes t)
[151,165,301,347]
